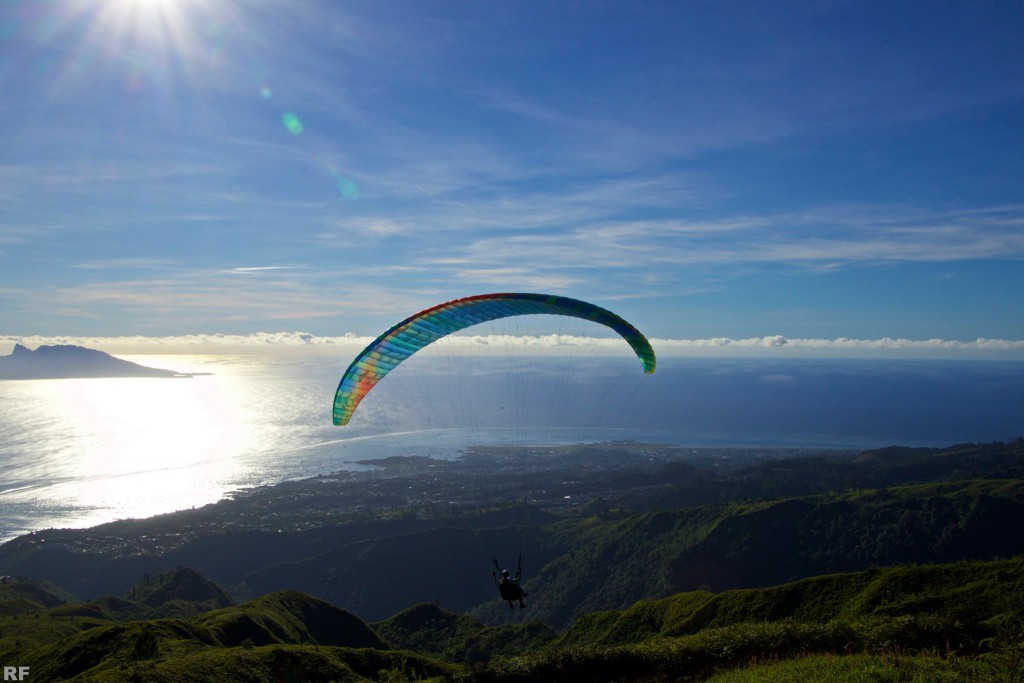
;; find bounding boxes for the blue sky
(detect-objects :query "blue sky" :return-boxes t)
[2,0,1023,354]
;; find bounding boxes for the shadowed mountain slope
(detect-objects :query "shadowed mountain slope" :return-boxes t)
[238,478,1024,627]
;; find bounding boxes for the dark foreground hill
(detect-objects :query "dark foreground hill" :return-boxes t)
[2,560,1023,681]
[0,569,452,682]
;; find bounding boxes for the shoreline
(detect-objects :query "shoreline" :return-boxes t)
[2,442,861,545]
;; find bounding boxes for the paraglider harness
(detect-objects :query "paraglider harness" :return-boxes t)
[492,555,528,609]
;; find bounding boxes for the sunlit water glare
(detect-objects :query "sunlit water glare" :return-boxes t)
[2,354,1024,542]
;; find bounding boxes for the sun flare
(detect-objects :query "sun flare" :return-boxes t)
[117,0,210,46]
[51,0,228,92]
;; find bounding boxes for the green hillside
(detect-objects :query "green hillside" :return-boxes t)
[9,588,458,682]
[373,603,557,665]
[557,557,1024,647]
[125,567,233,618]
[0,577,75,614]
[0,568,233,662]
[2,557,1023,681]
[705,650,1023,682]
[3,442,1024,680]
[478,558,1024,682]
[498,478,1024,626]
[479,619,1023,683]
[195,590,388,649]
[227,478,1024,628]
[4,441,1023,629]
[240,523,568,620]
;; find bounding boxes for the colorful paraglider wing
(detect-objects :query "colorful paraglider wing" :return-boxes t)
[333,293,656,426]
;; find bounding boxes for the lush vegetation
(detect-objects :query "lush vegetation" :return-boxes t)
[5,440,1021,613]
[3,440,1024,680]
[374,603,557,667]
[0,555,1021,681]
[705,651,1023,683]
[482,619,1024,683]
[1,572,459,682]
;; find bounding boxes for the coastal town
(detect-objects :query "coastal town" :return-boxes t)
[3,443,843,562]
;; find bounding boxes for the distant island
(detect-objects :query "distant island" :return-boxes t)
[0,343,198,380]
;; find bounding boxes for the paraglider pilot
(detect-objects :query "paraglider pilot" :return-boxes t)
[493,557,528,609]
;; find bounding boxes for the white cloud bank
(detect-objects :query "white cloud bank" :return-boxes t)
[2,333,1024,359]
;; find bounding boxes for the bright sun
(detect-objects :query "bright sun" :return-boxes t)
[34,0,235,96]
[103,0,195,43]
[84,0,222,83]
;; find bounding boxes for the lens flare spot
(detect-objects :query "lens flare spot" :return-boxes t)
[125,69,147,92]
[282,112,303,135]
[260,85,272,99]
[337,177,360,200]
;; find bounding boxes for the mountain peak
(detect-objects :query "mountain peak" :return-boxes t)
[0,343,194,380]
[125,568,233,610]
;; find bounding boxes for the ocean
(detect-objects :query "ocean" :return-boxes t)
[1,353,1023,542]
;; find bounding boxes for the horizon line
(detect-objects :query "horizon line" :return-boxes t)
[3,332,1024,359]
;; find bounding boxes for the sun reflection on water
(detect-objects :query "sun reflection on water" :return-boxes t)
[0,356,270,532]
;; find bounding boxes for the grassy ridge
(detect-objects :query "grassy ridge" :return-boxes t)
[8,589,461,681]
[2,557,1023,681]
[466,479,1024,627]
[195,590,388,649]
[3,443,1024,680]
[0,577,74,613]
[484,619,1024,683]
[557,557,1024,647]
[234,477,1024,628]
[706,650,1024,683]
[373,603,557,665]
[28,637,460,682]
[473,557,1024,682]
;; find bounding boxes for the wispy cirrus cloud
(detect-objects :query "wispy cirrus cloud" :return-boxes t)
[452,267,579,291]
[426,204,1024,282]
[3,2,1022,342]
[222,266,297,274]
[70,258,179,270]
[55,277,335,323]
[39,264,445,331]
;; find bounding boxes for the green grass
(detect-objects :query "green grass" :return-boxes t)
[373,603,558,665]
[15,609,459,682]
[479,616,1023,683]
[88,645,462,683]
[5,558,1023,680]
[554,557,1024,647]
[5,472,1024,680]
[0,577,75,610]
[194,590,388,649]
[706,651,1024,683]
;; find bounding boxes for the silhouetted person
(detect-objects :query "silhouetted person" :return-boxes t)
[493,567,528,609]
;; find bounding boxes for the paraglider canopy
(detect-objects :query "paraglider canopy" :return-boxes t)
[333,292,656,426]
